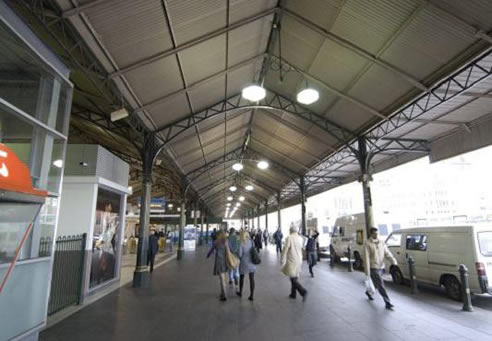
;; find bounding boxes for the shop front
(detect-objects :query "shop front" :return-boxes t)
[0,1,73,340]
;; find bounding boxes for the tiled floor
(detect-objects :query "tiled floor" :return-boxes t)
[41,244,492,341]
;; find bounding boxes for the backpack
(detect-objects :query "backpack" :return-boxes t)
[250,246,261,265]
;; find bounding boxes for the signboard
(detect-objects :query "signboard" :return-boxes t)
[184,225,196,251]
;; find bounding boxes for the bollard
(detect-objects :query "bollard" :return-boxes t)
[459,264,473,312]
[408,256,419,294]
[347,246,353,272]
[330,245,335,267]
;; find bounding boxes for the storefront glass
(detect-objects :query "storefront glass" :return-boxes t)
[89,188,122,288]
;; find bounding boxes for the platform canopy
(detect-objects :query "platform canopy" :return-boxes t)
[14,0,492,217]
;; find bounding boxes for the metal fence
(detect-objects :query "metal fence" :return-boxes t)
[47,233,86,316]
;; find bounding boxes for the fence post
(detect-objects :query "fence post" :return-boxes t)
[347,246,353,272]
[77,233,87,305]
[408,256,419,294]
[459,264,473,312]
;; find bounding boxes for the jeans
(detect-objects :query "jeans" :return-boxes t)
[239,273,255,298]
[307,251,316,275]
[290,277,307,298]
[229,267,239,284]
[369,268,391,304]
[276,242,282,254]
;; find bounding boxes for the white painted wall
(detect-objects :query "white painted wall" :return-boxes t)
[57,181,97,243]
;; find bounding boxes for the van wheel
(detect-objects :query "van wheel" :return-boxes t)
[353,252,362,270]
[390,266,404,285]
[443,276,462,301]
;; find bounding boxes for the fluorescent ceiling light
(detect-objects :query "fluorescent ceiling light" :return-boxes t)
[53,159,63,168]
[242,85,266,101]
[227,196,233,201]
[229,186,237,192]
[245,185,254,191]
[239,196,245,201]
[128,186,133,194]
[297,88,319,105]
[257,160,269,170]
[110,107,129,122]
[232,163,243,171]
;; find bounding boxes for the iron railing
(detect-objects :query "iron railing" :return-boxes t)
[47,233,86,315]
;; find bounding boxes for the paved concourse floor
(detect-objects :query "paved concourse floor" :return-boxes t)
[40,245,492,341]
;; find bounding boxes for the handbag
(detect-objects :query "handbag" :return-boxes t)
[225,243,239,269]
[365,275,376,296]
[250,246,261,265]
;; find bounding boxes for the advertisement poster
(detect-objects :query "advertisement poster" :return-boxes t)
[184,225,196,251]
[89,188,121,288]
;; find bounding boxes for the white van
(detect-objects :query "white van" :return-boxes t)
[384,225,492,300]
[330,213,399,270]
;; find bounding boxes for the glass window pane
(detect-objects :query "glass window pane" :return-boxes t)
[478,232,492,257]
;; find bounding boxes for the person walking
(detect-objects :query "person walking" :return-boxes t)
[207,230,228,301]
[364,227,397,310]
[263,229,269,248]
[228,228,240,288]
[254,229,263,252]
[281,226,308,301]
[211,228,217,242]
[305,229,319,277]
[237,230,256,301]
[273,227,283,254]
[147,230,159,273]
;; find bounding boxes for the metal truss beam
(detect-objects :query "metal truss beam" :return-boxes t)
[197,172,280,198]
[366,138,429,156]
[155,90,354,152]
[366,49,492,140]
[108,8,279,78]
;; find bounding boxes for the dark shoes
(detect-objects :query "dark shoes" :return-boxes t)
[229,280,233,285]
[289,294,296,299]
[385,303,394,310]
[310,273,314,278]
[365,291,374,301]
[219,295,227,302]
[236,291,242,297]
[248,296,254,301]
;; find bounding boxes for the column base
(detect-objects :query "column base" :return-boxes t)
[177,249,184,260]
[132,269,150,288]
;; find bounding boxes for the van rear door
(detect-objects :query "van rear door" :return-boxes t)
[477,231,492,279]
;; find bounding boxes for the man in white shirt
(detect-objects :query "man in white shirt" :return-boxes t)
[364,227,397,310]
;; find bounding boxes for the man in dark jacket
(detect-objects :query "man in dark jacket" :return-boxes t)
[147,230,159,273]
[273,227,283,254]
[305,229,320,277]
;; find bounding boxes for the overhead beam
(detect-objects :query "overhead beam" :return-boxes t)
[62,0,106,18]
[108,8,279,78]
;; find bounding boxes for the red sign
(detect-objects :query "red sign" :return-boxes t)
[0,143,47,197]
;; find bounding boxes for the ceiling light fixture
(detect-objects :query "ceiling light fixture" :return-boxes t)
[239,196,245,201]
[257,160,269,170]
[297,88,319,105]
[229,185,237,192]
[227,196,233,201]
[242,85,266,102]
[232,163,243,171]
[226,203,231,207]
[236,203,241,207]
[168,203,173,208]
[53,159,63,168]
[110,107,129,122]
[245,185,254,191]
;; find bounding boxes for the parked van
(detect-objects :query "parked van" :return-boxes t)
[330,213,400,270]
[384,225,492,300]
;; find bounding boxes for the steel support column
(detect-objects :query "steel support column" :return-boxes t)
[277,192,282,230]
[300,176,307,236]
[357,137,374,237]
[193,201,198,229]
[200,205,204,245]
[206,212,209,244]
[133,134,156,288]
[265,200,269,232]
[177,200,186,260]
[257,205,260,230]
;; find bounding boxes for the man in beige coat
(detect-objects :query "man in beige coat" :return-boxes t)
[281,226,308,301]
[364,227,397,310]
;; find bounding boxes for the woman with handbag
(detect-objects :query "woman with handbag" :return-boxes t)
[206,230,229,301]
[237,230,256,301]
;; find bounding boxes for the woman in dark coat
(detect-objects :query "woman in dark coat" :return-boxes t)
[207,230,228,301]
[254,229,263,252]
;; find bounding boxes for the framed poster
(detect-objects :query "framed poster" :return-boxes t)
[183,225,196,251]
